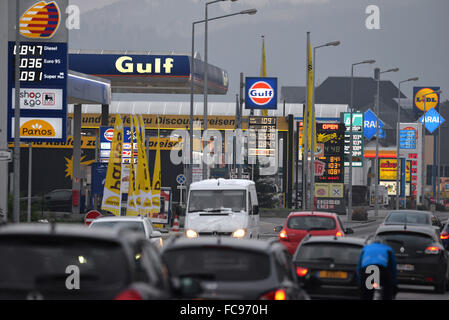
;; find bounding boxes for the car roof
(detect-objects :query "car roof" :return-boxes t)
[163,236,281,253]
[288,211,338,218]
[301,236,366,246]
[91,216,148,223]
[190,179,254,190]
[386,210,433,216]
[375,224,438,239]
[0,223,145,243]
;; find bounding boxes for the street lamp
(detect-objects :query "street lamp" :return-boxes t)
[188,9,258,188]
[203,0,242,180]
[420,89,442,208]
[374,67,399,217]
[395,77,419,210]
[309,40,340,210]
[347,59,375,221]
[437,90,444,207]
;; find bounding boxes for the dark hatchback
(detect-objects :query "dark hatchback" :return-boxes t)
[161,236,309,300]
[0,223,187,300]
[373,224,449,293]
[292,235,366,300]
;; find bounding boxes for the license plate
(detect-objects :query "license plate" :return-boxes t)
[319,271,348,279]
[397,264,414,271]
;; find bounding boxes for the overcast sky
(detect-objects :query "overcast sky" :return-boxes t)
[68,0,449,103]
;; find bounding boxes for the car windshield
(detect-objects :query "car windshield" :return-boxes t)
[385,211,430,225]
[287,216,336,230]
[294,243,363,264]
[375,232,434,248]
[188,190,246,212]
[90,221,145,235]
[0,237,130,290]
[163,248,270,281]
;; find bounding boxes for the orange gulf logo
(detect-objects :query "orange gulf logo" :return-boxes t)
[20,1,61,39]
[414,88,439,112]
[21,119,55,137]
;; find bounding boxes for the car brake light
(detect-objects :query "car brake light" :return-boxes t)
[440,232,449,240]
[259,289,288,300]
[296,266,308,277]
[279,229,288,240]
[425,246,440,254]
[336,231,343,237]
[114,289,143,300]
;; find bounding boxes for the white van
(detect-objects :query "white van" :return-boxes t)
[184,179,260,239]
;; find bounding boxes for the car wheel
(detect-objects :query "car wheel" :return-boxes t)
[435,278,446,294]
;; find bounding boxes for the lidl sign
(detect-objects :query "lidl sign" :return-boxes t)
[414,87,440,113]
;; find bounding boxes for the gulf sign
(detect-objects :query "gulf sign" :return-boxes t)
[413,87,440,113]
[245,77,277,110]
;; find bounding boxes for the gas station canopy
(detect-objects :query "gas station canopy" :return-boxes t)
[68,70,111,105]
[68,50,229,95]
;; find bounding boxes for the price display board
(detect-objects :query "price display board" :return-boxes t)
[248,116,277,157]
[315,123,345,183]
[342,112,364,167]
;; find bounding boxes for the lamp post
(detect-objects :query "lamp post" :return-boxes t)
[437,90,443,207]
[374,67,399,217]
[310,40,340,210]
[347,59,375,221]
[420,89,441,207]
[189,9,258,188]
[395,77,419,210]
[203,0,243,180]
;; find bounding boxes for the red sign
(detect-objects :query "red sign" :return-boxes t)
[84,210,102,226]
[314,160,326,176]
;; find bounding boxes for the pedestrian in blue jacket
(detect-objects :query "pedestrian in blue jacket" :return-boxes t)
[357,240,398,300]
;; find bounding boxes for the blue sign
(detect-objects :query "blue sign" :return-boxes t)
[419,108,445,134]
[176,174,186,185]
[245,77,278,110]
[69,54,190,77]
[400,129,417,149]
[100,126,137,164]
[7,42,68,142]
[363,109,384,140]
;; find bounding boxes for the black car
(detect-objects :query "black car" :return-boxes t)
[381,210,443,235]
[292,235,366,300]
[161,236,309,300]
[373,224,449,293]
[0,223,196,300]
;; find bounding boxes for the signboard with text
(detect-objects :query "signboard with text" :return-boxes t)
[315,123,345,183]
[342,112,364,167]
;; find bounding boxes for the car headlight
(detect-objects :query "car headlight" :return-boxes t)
[232,228,246,238]
[185,229,198,238]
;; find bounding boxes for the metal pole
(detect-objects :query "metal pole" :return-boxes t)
[189,23,195,189]
[437,116,441,206]
[422,98,426,206]
[13,0,21,223]
[203,4,209,181]
[27,144,32,223]
[0,0,9,223]
[396,82,402,210]
[303,32,310,211]
[310,47,316,211]
[348,65,354,220]
[238,72,243,179]
[374,68,380,217]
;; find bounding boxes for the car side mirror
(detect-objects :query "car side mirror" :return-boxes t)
[252,205,259,215]
[151,231,162,238]
[345,228,354,235]
[274,225,283,233]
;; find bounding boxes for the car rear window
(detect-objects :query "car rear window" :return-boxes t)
[294,243,363,264]
[163,248,271,281]
[376,232,434,248]
[385,212,430,225]
[90,221,145,235]
[0,237,130,290]
[287,216,336,230]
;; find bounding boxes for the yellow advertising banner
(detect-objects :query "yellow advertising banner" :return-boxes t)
[126,117,139,216]
[379,159,411,182]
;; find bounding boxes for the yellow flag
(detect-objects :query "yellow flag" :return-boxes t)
[126,117,138,216]
[101,114,123,216]
[261,36,268,117]
[306,38,316,150]
[151,128,161,215]
[137,114,153,217]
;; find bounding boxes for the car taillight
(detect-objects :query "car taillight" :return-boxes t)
[114,289,143,300]
[441,232,449,240]
[336,231,343,237]
[259,289,288,300]
[279,229,288,240]
[425,246,440,254]
[296,266,308,277]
